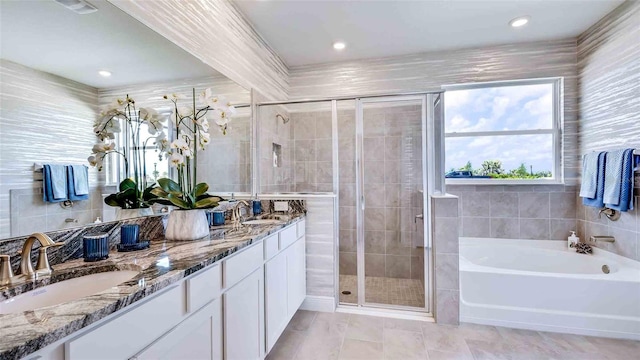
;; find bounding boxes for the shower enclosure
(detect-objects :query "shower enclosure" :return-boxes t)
[256,93,442,313]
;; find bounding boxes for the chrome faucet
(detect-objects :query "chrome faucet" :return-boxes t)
[0,233,63,286]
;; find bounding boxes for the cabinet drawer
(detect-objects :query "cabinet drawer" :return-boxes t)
[223,242,264,289]
[279,225,297,250]
[297,220,306,238]
[66,285,185,360]
[263,234,279,261]
[186,264,221,313]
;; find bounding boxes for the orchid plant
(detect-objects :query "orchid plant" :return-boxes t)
[88,95,167,209]
[150,88,234,210]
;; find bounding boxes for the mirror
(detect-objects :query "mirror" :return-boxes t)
[0,0,251,239]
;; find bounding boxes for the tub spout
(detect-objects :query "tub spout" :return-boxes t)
[590,235,615,243]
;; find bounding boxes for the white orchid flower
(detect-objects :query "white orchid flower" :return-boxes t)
[165,93,186,101]
[170,138,190,151]
[169,153,184,167]
[195,116,210,132]
[139,107,159,121]
[199,88,214,106]
[199,132,211,149]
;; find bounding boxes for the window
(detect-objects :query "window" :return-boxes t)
[106,116,170,187]
[443,78,562,183]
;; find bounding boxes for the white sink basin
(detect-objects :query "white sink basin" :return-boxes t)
[242,219,283,225]
[0,270,139,314]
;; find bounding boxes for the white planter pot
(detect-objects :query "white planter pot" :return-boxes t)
[115,207,154,220]
[165,209,209,241]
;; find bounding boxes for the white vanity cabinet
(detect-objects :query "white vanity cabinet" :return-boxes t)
[264,221,306,353]
[134,298,222,360]
[23,220,306,360]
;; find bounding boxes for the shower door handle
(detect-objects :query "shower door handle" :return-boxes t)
[415,214,423,223]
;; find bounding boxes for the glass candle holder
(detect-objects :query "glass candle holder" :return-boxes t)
[252,200,262,215]
[83,232,109,262]
[212,211,225,226]
[120,224,140,245]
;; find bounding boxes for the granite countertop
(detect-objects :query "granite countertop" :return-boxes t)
[0,214,305,360]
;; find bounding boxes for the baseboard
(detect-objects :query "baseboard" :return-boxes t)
[300,295,335,312]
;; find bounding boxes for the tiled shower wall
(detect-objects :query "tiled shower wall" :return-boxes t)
[258,105,293,193]
[339,105,424,280]
[576,0,640,261]
[290,108,333,192]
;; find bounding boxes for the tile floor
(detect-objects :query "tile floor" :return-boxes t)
[339,275,425,308]
[266,310,640,360]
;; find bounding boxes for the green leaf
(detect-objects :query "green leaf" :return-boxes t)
[195,197,220,209]
[104,193,122,207]
[193,183,209,197]
[150,187,168,197]
[157,178,182,195]
[119,178,137,192]
[196,194,224,202]
[167,194,191,209]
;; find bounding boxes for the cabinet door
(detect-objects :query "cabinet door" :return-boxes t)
[134,298,222,360]
[287,237,307,318]
[224,268,264,360]
[265,252,288,352]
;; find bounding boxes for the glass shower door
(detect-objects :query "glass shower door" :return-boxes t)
[356,96,427,310]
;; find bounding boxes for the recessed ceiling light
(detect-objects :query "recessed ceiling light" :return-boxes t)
[333,42,346,51]
[98,70,112,77]
[509,16,530,28]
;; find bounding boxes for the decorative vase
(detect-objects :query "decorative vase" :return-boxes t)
[115,207,154,220]
[165,209,209,241]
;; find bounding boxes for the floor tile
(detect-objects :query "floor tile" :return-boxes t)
[383,317,424,333]
[427,349,474,360]
[422,323,472,355]
[269,310,640,360]
[266,330,307,360]
[464,339,514,360]
[287,310,318,332]
[338,339,384,360]
[345,314,384,343]
[383,328,427,359]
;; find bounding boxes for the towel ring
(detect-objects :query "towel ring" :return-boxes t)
[60,200,74,209]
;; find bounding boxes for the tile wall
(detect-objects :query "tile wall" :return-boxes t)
[432,195,460,325]
[258,104,293,193]
[339,105,424,280]
[290,106,334,192]
[447,184,578,241]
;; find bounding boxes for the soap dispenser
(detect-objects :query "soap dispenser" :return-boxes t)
[568,231,579,249]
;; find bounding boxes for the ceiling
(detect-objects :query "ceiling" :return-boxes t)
[0,0,221,88]
[234,0,624,67]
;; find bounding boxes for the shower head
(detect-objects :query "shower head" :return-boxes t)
[276,113,290,124]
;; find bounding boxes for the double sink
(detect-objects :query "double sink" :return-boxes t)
[0,213,292,315]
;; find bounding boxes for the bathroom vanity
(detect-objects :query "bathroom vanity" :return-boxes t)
[0,216,306,360]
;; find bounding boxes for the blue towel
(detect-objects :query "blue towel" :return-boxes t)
[579,152,601,198]
[43,165,68,203]
[582,152,606,208]
[604,150,638,212]
[603,149,627,205]
[67,165,89,201]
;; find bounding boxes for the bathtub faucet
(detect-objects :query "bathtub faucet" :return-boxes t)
[590,235,615,243]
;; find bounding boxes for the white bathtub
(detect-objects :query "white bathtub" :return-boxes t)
[460,238,640,340]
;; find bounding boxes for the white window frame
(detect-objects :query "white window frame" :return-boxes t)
[442,77,564,185]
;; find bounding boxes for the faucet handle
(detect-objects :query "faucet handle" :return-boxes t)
[1,255,14,286]
[34,242,63,276]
